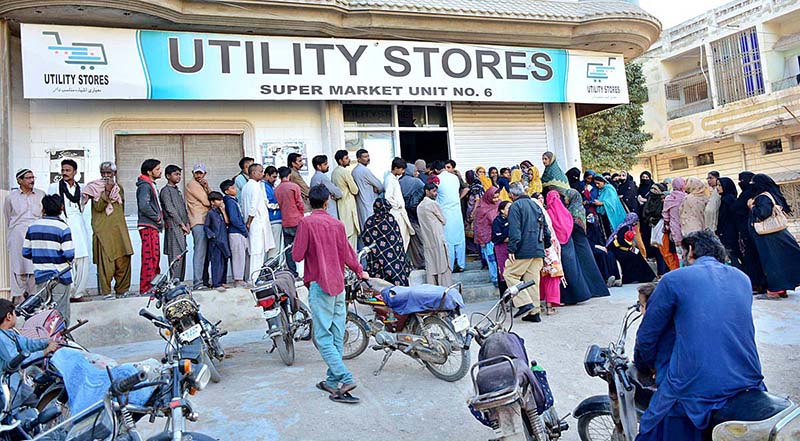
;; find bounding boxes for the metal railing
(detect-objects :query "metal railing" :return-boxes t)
[667,98,714,120]
[771,76,800,93]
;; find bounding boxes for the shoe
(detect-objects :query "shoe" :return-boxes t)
[614,280,623,287]
[513,304,533,318]
[522,313,541,323]
[453,266,464,273]
[606,276,616,287]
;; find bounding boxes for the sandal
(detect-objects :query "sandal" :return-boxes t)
[329,391,360,404]
[316,381,338,395]
[546,307,557,315]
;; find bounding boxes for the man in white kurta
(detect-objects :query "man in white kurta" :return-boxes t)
[48,160,90,301]
[384,158,414,250]
[241,164,275,284]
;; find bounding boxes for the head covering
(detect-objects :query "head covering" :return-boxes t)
[362,198,410,285]
[475,166,492,190]
[16,168,33,180]
[540,152,570,190]
[671,177,686,192]
[521,162,543,194]
[371,198,391,220]
[638,171,653,197]
[751,173,791,214]
[684,177,708,197]
[465,170,476,186]
[192,163,207,173]
[565,188,586,231]
[617,173,639,211]
[606,212,639,247]
[662,177,687,218]
[510,169,523,184]
[545,190,574,244]
[566,168,582,189]
[415,160,427,172]
[475,187,500,244]
[593,175,627,229]
[718,177,738,204]
[738,171,755,192]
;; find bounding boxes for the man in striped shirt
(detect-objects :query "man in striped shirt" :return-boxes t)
[22,195,74,325]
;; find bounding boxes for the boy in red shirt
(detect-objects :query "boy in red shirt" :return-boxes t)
[275,167,305,277]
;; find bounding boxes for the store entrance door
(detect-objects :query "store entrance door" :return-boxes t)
[400,131,449,165]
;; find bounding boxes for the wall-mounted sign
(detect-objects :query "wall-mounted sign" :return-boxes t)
[21,24,629,104]
[261,141,307,172]
[49,149,86,184]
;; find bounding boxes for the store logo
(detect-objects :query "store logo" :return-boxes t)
[43,31,108,70]
[586,57,616,82]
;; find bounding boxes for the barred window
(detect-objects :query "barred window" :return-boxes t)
[670,157,689,171]
[696,152,715,166]
[763,139,783,155]
[780,183,800,220]
[710,27,765,105]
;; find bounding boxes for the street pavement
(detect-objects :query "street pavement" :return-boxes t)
[95,284,800,441]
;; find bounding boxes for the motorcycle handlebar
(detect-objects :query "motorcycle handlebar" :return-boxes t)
[139,308,170,329]
[503,280,536,301]
[113,370,147,394]
[616,365,634,392]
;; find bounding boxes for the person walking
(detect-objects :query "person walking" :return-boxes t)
[292,185,368,404]
[287,153,311,209]
[241,164,275,283]
[351,149,384,230]
[504,182,551,323]
[384,158,414,251]
[221,180,249,287]
[83,162,133,298]
[748,174,800,299]
[4,169,45,301]
[680,177,709,237]
[48,159,90,302]
[331,150,360,250]
[474,187,500,286]
[234,157,254,201]
[310,155,343,219]
[205,192,231,291]
[361,199,411,286]
[705,171,722,232]
[417,183,453,286]
[275,166,305,277]
[186,163,211,290]
[263,166,283,260]
[22,195,74,324]
[136,159,163,294]
[432,160,466,272]
[159,165,190,281]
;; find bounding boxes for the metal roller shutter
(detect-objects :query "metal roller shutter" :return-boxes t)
[450,103,548,172]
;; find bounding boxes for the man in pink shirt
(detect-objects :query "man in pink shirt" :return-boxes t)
[293,185,368,404]
[275,167,305,277]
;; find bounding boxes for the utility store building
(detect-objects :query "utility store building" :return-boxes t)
[0,1,660,293]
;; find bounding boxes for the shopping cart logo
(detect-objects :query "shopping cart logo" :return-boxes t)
[43,31,108,70]
[586,57,616,82]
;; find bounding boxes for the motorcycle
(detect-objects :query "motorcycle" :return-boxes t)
[575,302,800,441]
[341,246,471,382]
[250,245,313,366]
[146,251,226,383]
[465,280,569,441]
[0,351,61,440]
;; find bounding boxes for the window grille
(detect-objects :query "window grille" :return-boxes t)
[710,27,765,105]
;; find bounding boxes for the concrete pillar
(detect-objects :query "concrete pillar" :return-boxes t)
[703,42,720,108]
[544,103,582,172]
[320,101,344,156]
[0,20,11,298]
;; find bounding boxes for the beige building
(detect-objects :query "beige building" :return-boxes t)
[0,0,660,295]
[638,0,800,233]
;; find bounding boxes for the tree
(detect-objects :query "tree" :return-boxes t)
[578,62,652,171]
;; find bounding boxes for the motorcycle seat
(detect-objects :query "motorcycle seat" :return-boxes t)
[476,359,529,396]
[710,389,791,427]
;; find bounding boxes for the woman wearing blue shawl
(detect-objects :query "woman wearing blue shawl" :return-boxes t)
[592,174,627,229]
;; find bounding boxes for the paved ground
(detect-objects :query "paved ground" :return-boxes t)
[95,284,800,441]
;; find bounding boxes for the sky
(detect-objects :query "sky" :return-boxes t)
[638,0,735,29]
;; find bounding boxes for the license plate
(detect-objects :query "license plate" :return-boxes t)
[262,309,281,320]
[179,324,202,343]
[452,314,470,334]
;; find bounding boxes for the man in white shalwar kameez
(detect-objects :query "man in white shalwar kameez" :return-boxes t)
[48,159,91,301]
[241,164,275,283]
[384,158,414,250]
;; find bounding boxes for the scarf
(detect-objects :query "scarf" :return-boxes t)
[638,171,654,198]
[564,188,586,231]
[566,167,582,191]
[606,212,639,247]
[541,154,570,190]
[520,161,543,195]
[662,177,687,214]
[362,198,410,285]
[82,178,123,216]
[545,190,574,244]
[475,166,493,190]
[684,177,709,197]
[59,179,82,205]
[475,187,500,245]
[594,176,627,229]
[751,173,791,214]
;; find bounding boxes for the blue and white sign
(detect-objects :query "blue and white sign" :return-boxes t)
[22,23,629,104]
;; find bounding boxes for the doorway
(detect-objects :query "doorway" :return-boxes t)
[399,131,449,164]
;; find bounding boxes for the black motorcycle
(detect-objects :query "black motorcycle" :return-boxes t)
[0,351,61,440]
[146,251,226,383]
[465,280,569,441]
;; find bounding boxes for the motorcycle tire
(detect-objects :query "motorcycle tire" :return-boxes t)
[201,350,222,384]
[36,382,70,430]
[295,300,316,349]
[275,308,296,366]
[577,411,617,441]
[342,312,369,360]
[418,315,470,382]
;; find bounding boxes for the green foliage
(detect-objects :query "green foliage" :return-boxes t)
[578,62,652,171]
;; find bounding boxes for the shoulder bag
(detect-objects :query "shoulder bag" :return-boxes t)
[753,192,788,235]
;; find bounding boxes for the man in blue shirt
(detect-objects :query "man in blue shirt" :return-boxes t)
[221,180,249,287]
[263,166,284,261]
[634,230,764,441]
[234,157,254,202]
[22,194,74,325]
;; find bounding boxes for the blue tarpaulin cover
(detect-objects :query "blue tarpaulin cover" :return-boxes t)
[382,284,464,315]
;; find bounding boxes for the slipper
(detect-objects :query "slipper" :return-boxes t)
[340,383,357,395]
[329,391,360,404]
[315,381,337,395]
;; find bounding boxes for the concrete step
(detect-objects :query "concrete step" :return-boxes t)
[409,269,498,304]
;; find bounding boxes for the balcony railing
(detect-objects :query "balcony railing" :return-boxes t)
[772,76,800,93]
[667,98,714,120]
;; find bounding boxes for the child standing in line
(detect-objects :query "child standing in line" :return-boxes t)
[221,180,248,287]
[205,191,231,291]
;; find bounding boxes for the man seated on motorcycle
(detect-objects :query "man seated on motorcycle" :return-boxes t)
[0,299,59,406]
[633,230,764,441]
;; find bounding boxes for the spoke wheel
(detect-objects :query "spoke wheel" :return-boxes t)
[418,315,470,382]
[577,411,619,441]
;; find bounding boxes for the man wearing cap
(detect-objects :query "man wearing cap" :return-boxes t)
[4,169,45,302]
[186,163,212,290]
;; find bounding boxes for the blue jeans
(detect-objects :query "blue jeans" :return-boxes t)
[308,282,354,388]
[481,243,498,283]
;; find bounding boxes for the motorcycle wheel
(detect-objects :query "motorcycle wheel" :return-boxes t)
[418,315,470,382]
[577,411,617,441]
[36,383,70,430]
[342,312,369,360]
[275,308,296,366]
[295,300,316,349]
[201,350,222,384]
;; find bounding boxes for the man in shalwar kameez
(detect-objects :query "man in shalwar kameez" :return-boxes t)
[331,150,360,250]
[241,164,275,284]
[4,169,45,301]
[431,161,466,272]
[383,158,414,251]
[417,183,453,286]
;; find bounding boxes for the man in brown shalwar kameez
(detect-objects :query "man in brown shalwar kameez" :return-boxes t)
[84,162,134,298]
[416,183,453,287]
[4,169,45,301]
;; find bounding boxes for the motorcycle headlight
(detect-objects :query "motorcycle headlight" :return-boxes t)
[584,344,605,377]
[164,298,198,323]
[192,363,211,391]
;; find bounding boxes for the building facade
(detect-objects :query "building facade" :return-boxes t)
[0,1,660,294]
[638,0,800,234]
